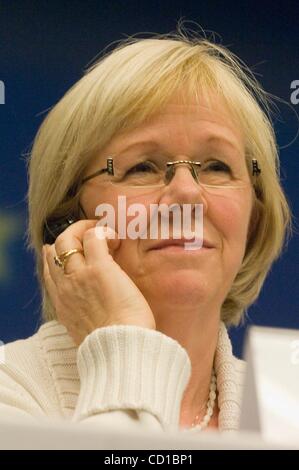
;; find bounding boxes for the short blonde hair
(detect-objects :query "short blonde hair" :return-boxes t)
[27,28,292,325]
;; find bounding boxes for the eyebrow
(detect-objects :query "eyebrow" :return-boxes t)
[118,140,159,153]
[205,135,243,154]
[119,135,242,155]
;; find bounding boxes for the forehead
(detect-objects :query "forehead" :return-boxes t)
[97,94,245,162]
[135,95,238,137]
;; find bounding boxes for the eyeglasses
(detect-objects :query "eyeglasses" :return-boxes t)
[81,154,261,195]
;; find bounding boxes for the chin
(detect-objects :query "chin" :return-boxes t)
[150,270,213,305]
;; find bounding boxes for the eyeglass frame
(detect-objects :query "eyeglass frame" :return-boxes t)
[81,157,262,188]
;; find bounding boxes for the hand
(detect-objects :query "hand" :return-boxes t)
[43,220,156,345]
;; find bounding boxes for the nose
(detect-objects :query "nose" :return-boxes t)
[159,161,208,214]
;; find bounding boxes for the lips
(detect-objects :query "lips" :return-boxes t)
[149,238,214,251]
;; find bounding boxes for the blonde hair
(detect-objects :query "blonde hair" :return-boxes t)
[27,27,292,326]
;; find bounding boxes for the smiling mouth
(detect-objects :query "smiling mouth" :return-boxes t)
[149,239,214,251]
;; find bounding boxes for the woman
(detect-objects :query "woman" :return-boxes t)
[0,31,291,434]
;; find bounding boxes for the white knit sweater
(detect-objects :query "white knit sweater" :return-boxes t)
[0,321,245,433]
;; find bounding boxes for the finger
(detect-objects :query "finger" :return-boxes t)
[54,219,98,274]
[43,246,59,303]
[45,243,65,284]
[83,226,121,266]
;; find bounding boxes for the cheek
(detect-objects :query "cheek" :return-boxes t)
[81,187,155,223]
[112,195,154,270]
[80,187,152,267]
[207,192,252,255]
[80,187,114,218]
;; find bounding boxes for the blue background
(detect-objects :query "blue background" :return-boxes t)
[0,0,298,357]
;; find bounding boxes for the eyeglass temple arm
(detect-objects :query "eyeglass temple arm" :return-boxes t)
[252,159,261,176]
[81,158,114,184]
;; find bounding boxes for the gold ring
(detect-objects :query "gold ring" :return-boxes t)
[54,249,83,271]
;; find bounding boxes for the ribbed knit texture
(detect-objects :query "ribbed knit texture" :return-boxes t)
[74,326,190,430]
[0,320,246,432]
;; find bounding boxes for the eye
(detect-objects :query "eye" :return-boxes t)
[203,160,232,173]
[126,161,157,174]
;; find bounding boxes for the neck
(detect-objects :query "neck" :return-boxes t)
[153,301,220,428]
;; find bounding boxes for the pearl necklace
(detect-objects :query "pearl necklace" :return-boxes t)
[184,369,217,432]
